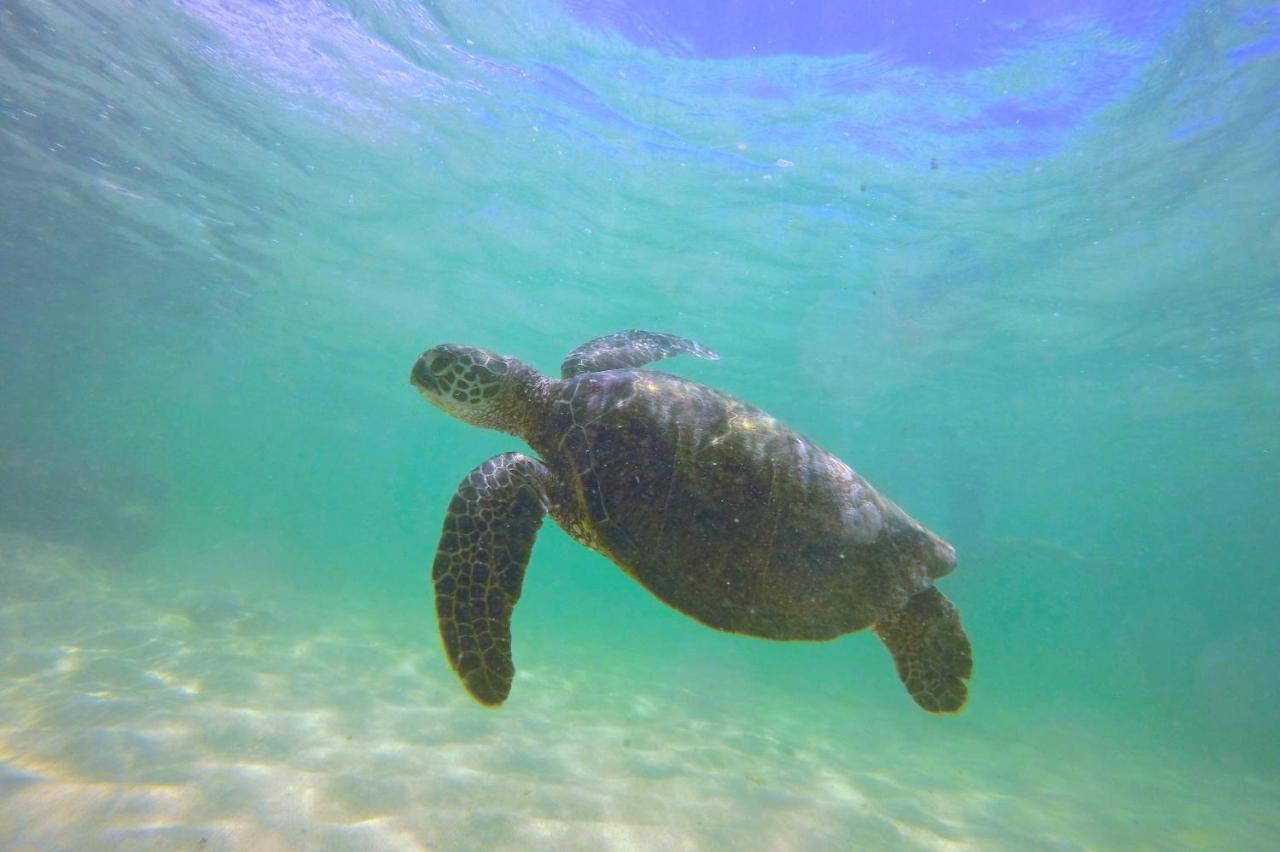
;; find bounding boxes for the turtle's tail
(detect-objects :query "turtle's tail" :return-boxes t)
[873,586,973,714]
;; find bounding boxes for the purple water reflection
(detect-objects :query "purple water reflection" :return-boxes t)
[167,0,1212,165]
[563,0,1183,68]
[175,0,448,121]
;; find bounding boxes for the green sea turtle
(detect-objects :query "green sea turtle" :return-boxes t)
[410,330,973,713]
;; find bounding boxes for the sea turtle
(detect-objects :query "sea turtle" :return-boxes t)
[410,330,973,713]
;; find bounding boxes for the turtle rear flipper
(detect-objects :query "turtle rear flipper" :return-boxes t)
[561,329,720,378]
[873,587,973,714]
[432,452,552,706]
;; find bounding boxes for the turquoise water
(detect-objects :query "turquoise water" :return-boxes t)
[2,0,1279,847]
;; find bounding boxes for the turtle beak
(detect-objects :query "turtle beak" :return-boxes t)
[410,353,437,392]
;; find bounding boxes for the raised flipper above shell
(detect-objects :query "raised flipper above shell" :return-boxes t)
[432,452,553,706]
[873,586,973,713]
[561,329,720,378]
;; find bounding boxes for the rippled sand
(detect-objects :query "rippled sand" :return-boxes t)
[0,533,1275,850]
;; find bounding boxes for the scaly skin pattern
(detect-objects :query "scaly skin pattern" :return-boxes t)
[873,586,973,713]
[560,329,721,378]
[413,332,970,713]
[431,452,552,706]
[524,369,955,641]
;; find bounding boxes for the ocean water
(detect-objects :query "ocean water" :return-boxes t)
[2,0,1279,848]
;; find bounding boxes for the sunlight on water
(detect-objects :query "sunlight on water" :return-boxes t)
[2,0,1279,848]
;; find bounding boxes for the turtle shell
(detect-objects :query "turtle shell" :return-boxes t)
[530,368,938,640]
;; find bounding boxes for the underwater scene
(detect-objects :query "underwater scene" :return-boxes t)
[2,0,1279,848]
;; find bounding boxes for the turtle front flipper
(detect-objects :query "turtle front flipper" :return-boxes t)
[561,329,720,378]
[432,452,553,706]
[873,587,973,714]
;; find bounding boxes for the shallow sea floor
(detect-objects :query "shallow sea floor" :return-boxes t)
[1,533,1275,851]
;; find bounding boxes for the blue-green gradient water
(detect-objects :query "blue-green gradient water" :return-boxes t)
[2,0,1279,847]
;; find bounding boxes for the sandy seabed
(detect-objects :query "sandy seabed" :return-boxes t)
[1,532,1276,851]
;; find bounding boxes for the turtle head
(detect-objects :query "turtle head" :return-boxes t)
[410,344,542,433]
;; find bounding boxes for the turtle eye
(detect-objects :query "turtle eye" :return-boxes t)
[411,355,441,390]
